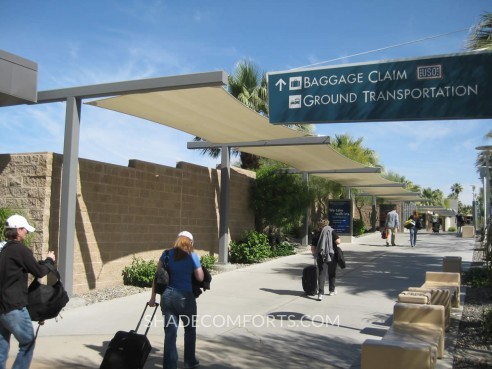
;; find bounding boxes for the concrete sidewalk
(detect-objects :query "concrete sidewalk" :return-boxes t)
[11,230,475,369]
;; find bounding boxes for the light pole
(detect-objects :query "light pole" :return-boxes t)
[471,184,477,229]
[476,145,492,228]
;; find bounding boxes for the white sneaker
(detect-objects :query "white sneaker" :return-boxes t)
[328,291,337,296]
[317,293,323,301]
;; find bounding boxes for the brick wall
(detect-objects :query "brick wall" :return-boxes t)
[0,153,255,294]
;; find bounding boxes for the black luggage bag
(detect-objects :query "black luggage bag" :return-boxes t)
[302,263,318,296]
[432,222,440,233]
[100,302,159,369]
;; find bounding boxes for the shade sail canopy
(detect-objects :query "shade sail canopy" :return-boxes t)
[417,206,457,217]
[88,84,419,201]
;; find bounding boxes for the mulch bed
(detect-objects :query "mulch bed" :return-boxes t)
[452,255,492,368]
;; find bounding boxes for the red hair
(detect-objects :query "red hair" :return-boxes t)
[173,235,194,260]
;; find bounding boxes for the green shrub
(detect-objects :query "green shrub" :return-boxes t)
[229,230,271,264]
[463,267,491,288]
[447,226,456,232]
[271,241,296,257]
[200,254,216,270]
[353,218,365,236]
[0,208,14,239]
[122,256,157,287]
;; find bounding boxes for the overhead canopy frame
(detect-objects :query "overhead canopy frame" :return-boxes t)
[88,84,418,200]
[417,205,457,217]
[34,71,229,294]
[26,70,420,291]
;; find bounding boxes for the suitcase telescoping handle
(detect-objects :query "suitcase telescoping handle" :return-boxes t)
[135,302,159,336]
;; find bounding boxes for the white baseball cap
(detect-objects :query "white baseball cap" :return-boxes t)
[178,231,193,243]
[6,215,36,233]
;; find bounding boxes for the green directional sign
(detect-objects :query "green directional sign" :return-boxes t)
[267,51,492,124]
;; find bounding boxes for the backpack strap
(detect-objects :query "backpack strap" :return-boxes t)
[162,249,170,270]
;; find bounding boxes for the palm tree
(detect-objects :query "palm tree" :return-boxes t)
[195,60,314,170]
[421,187,444,206]
[475,130,492,169]
[467,12,492,51]
[194,60,266,168]
[227,61,270,169]
[450,183,464,199]
[468,13,492,184]
[330,134,382,229]
[331,134,380,167]
[228,60,268,116]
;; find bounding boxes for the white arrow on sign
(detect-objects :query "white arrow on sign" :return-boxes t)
[275,79,286,91]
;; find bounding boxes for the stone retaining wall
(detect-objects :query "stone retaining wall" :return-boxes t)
[0,153,255,293]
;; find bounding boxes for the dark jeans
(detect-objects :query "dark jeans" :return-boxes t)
[162,287,199,369]
[409,227,418,247]
[317,256,337,294]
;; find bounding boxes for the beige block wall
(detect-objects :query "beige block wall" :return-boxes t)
[0,153,255,294]
[0,152,54,259]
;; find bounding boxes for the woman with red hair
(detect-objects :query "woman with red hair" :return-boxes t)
[149,231,204,369]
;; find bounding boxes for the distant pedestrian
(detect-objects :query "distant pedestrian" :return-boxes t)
[385,209,400,246]
[431,212,440,233]
[407,211,422,247]
[311,220,341,301]
[456,213,464,236]
[0,214,56,369]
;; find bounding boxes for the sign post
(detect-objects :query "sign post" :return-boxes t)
[267,51,492,124]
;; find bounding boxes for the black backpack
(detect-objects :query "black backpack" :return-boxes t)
[27,263,69,321]
[154,250,170,295]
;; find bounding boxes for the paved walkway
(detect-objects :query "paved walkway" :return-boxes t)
[9,230,475,369]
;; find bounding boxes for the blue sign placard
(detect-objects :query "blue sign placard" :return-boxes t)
[328,200,352,235]
[267,51,492,124]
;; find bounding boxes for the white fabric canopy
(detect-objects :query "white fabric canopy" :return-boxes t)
[88,85,419,201]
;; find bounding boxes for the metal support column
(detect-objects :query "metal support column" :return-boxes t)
[301,172,309,246]
[371,195,377,231]
[218,146,230,264]
[484,171,490,226]
[486,154,491,226]
[59,96,81,296]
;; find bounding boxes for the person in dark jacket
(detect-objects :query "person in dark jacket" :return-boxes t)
[407,211,422,247]
[311,220,341,301]
[0,214,56,369]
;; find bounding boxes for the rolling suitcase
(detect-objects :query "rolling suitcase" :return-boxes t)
[432,222,440,233]
[100,302,159,369]
[302,259,318,296]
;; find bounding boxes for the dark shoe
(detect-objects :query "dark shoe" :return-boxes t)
[386,242,389,247]
[185,362,200,369]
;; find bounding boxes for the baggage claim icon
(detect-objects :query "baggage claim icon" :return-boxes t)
[289,76,302,109]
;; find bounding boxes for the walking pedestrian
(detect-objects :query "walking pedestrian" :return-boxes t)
[407,211,422,247]
[149,231,203,369]
[0,215,56,369]
[311,220,341,301]
[385,209,400,246]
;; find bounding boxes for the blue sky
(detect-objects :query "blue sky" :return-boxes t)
[1,0,491,205]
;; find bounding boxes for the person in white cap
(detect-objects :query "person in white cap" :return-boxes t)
[0,215,56,369]
[149,231,203,369]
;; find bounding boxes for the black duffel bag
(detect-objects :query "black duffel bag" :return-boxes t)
[28,263,69,321]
